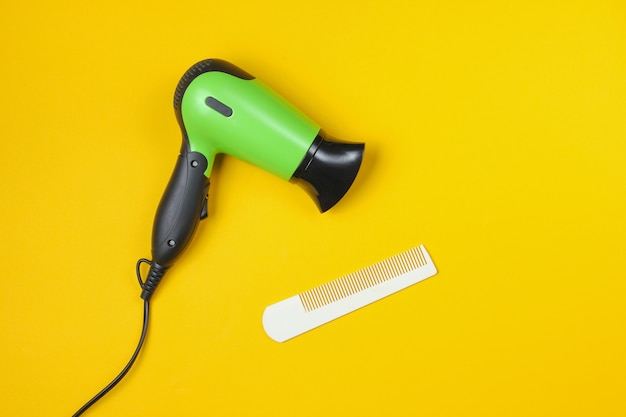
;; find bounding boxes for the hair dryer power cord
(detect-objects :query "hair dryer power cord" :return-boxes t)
[71,258,153,417]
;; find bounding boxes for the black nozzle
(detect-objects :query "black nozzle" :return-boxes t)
[292,132,364,212]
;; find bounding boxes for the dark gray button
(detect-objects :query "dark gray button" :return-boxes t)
[205,96,233,117]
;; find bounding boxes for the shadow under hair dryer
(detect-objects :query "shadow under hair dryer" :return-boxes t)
[141,59,365,300]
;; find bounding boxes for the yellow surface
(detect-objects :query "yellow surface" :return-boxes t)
[1,1,625,416]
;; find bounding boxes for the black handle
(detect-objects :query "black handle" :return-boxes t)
[151,151,210,267]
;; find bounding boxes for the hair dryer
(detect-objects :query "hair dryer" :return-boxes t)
[72,59,365,417]
[140,59,365,300]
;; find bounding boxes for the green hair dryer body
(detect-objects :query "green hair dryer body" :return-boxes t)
[141,59,364,300]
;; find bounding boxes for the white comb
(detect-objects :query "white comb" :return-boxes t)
[263,245,437,342]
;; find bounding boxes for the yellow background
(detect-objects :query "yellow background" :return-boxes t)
[1,1,625,416]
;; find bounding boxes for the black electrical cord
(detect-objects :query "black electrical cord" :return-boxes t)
[72,259,153,416]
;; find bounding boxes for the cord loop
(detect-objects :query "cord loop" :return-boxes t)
[136,258,152,289]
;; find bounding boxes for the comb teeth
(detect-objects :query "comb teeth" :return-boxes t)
[299,246,429,312]
[263,245,437,342]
